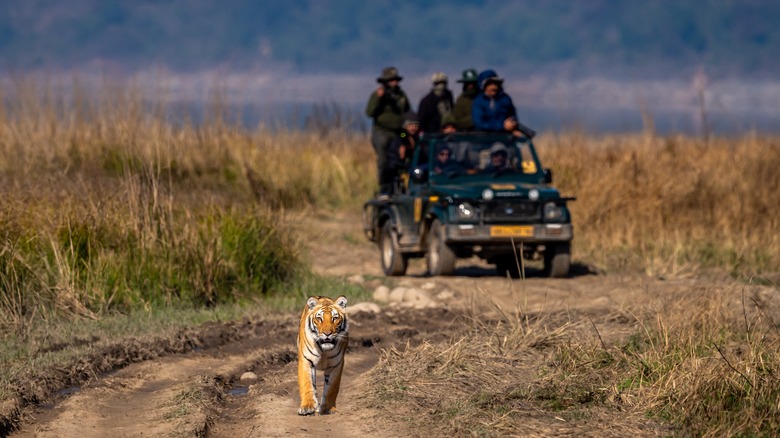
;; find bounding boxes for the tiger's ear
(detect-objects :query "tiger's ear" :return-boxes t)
[307,296,319,310]
[335,295,348,310]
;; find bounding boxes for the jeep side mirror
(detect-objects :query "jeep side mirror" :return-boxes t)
[543,168,553,184]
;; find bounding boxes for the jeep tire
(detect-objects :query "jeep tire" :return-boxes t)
[426,219,456,276]
[380,221,408,276]
[544,242,571,278]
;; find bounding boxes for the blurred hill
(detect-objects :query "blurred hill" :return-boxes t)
[1,0,777,78]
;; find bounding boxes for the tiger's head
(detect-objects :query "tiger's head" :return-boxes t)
[305,295,348,351]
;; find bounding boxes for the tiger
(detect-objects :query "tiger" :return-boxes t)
[297,295,349,415]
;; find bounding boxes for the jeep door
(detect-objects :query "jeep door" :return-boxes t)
[394,142,430,247]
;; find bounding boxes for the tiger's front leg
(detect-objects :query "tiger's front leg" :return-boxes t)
[297,353,318,415]
[318,356,344,414]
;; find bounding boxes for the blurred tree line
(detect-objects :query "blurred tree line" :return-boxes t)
[0,0,776,78]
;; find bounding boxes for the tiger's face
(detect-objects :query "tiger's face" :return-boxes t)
[306,296,348,351]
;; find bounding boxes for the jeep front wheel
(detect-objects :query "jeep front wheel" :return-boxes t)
[544,243,571,278]
[380,222,408,276]
[426,219,456,276]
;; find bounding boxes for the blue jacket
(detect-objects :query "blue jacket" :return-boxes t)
[471,91,517,132]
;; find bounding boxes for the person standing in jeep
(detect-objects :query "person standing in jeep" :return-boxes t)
[452,68,479,131]
[366,67,411,199]
[471,70,535,138]
[417,72,454,134]
[471,70,517,133]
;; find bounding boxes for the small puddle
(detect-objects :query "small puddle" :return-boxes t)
[56,386,81,397]
[227,385,249,396]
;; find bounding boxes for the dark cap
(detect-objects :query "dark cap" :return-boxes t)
[437,144,452,154]
[403,111,419,127]
[441,113,457,128]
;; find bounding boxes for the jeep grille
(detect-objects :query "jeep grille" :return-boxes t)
[482,201,540,223]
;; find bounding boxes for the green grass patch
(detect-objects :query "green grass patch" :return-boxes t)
[0,202,305,326]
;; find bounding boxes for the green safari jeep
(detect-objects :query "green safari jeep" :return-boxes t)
[362,132,575,277]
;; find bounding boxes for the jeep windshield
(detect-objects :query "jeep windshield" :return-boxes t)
[419,134,545,183]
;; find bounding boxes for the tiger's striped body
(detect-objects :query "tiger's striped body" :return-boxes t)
[297,295,348,415]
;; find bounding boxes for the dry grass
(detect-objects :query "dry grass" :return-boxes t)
[0,76,377,329]
[539,132,780,277]
[364,280,780,436]
[627,281,780,435]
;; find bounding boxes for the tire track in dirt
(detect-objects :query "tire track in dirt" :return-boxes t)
[11,322,299,438]
[212,343,384,437]
[8,210,703,437]
[10,305,460,437]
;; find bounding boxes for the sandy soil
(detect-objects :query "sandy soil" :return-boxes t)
[5,209,750,437]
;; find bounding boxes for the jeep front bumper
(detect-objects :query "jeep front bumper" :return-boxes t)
[443,223,573,244]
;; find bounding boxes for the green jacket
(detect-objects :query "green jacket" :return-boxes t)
[365,87,410,133]
[453,88,478,131]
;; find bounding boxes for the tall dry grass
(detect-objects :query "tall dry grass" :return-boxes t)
[0,75,374,330]
[539,132,780,277]
[365,281,780,436]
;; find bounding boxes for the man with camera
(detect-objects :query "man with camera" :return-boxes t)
[365,67,411,199]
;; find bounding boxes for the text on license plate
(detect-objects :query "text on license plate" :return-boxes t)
[490,226,534,237]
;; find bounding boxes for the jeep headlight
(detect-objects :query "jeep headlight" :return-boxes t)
[482,189,494,201]
[543,202,563,220]
[458,202,476,220]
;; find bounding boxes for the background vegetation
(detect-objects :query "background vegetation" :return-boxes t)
[1,76,778,331]
[2,0,778,77]
[546,132,780,278]
[0,76,778,436]
[0,77,375,331]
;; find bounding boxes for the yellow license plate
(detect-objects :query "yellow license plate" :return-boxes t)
[490,225,534,237]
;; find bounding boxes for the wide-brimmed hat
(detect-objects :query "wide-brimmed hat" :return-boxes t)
[457,68,478,83]
[377,66,403,83]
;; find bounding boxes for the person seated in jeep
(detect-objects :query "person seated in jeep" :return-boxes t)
[482,142,514,174]
[398,112,420,167]
[432,145,462,175]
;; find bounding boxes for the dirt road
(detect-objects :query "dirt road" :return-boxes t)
[7,210,724,437]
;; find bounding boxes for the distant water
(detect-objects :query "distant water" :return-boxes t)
[164,100,778,136]
[6,71,776,136]
[514,105,779,136]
